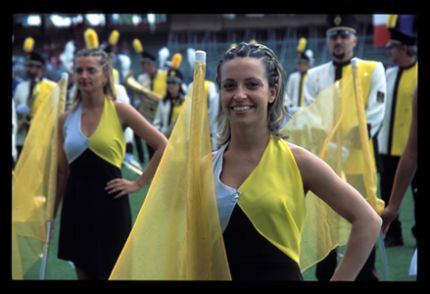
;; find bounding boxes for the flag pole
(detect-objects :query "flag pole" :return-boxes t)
[39,220,52,280]
[351,60,389,280]
[377,233,390,280]
[39,73,69,280]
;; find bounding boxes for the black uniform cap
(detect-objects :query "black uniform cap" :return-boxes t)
[297,51,311,64]
[102,44,113,54]
[326,14,359,34]
[141,50,156,63]
[388,15,417,46]
[26,51,46,66]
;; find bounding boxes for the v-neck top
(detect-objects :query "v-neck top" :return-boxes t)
[63,96,125,168]
[213,136,306,264]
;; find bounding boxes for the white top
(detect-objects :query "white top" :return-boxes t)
[286,71,304,108]
[212,142,241,232]
[152,99,174,136]
[13,80,32,146]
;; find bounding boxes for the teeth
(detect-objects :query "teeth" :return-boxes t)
[232,106,251,111]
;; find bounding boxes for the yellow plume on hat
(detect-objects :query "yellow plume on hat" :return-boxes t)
[84,28,99,49]
[249,39,257,45]
[109,30,120,46]
[133,38,143,54]
[23,37,35,53]
[297,37,307,53]
[230,43,237,49]
[387,14,398,29]
[171,53,182,70]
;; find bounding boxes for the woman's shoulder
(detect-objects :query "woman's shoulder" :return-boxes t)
[283,140,318,169]
[284,140,308,157]
[284,139,333,183]
[113,100,133,113]
[113,100,137,123]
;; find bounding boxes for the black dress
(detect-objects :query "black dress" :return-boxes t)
[58,149,132,279]
[223,205,303,281]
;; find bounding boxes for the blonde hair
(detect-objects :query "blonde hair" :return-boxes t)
[215,42,287,146]
[70,48,117,111]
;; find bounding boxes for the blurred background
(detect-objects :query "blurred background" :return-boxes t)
[12,14,393,83]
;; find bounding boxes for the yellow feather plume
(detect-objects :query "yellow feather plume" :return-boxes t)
[109,30,120,46]
[23,37,35,53]
[387,14,398,29]
[230,43,237,49]
[171,53,182,70]
[84,28,99,49]
[249,39,257,45]
[133,38,143,54]
[297,37,307,53]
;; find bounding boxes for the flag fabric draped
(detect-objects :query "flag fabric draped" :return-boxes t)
[282,69,384,272]
[110,52,231,280]
[373,14,390,47]
[12,76,68,279]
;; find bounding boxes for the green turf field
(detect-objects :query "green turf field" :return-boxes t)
[23,168,417,281]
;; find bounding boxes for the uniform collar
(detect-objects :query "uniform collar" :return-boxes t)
[332,59,352,68]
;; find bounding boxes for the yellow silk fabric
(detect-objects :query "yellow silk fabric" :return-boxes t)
[341,61,376,174]
[170,99,184,129]
[282,69,384,272]
[153,70,168,97]
[237,136,306,265]
[30,79,57,118]
[110,59,231,280]
[12,77,67,279]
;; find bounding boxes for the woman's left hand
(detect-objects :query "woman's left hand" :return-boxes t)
[105,178,141,199]
[380,205,399,235]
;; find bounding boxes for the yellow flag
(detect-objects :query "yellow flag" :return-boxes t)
[12,75,68,279]
[110,51,231,280]
[282,67,383,271]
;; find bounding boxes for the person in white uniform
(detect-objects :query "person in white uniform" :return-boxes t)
[304,14,387,282]
[378,15,418,247]
[285,37,314,118]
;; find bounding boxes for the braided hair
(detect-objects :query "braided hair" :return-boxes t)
[70,48,117,111]
[216,42,287,145]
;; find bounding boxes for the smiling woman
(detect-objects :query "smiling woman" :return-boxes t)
[212,42,381,281]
